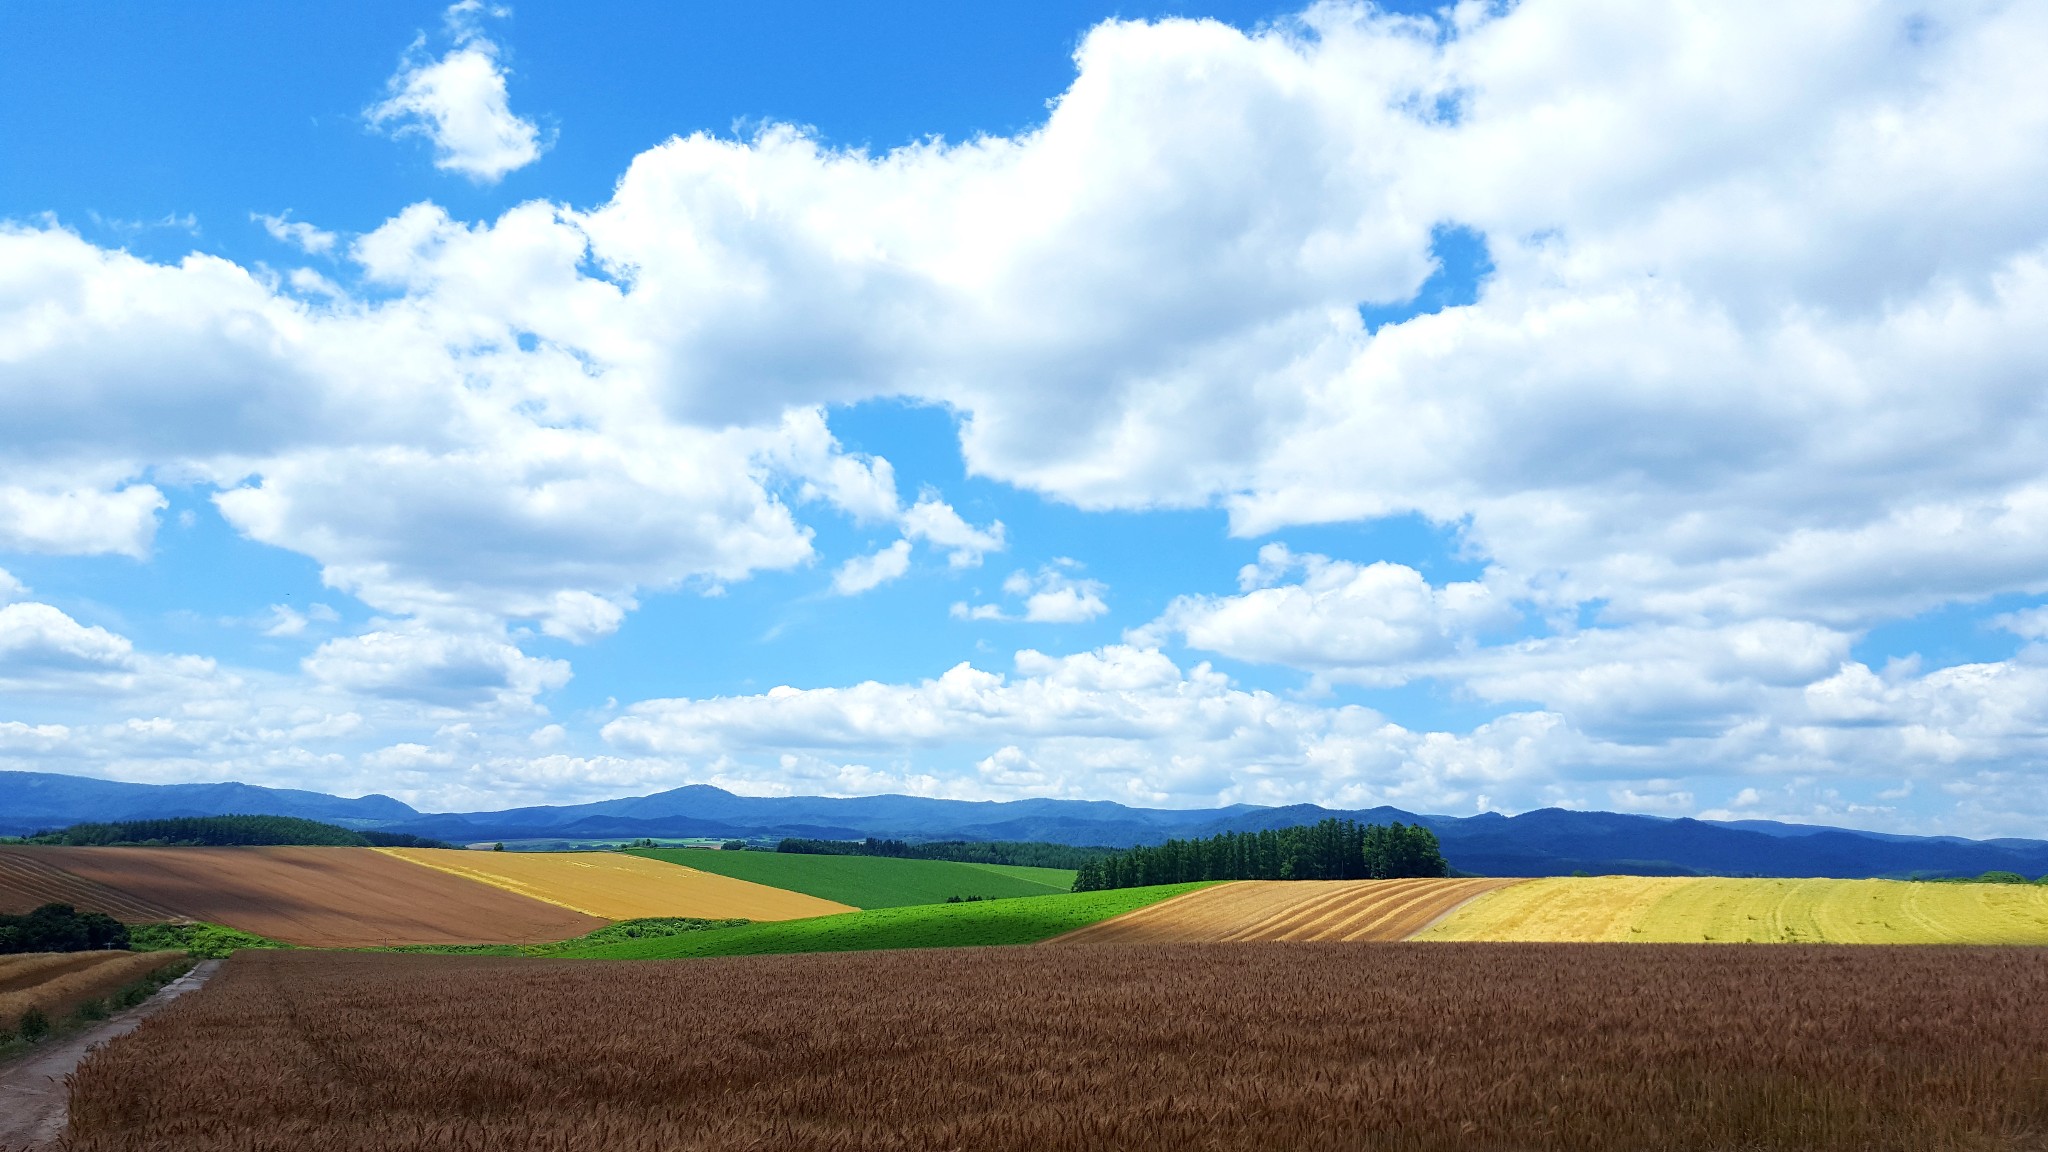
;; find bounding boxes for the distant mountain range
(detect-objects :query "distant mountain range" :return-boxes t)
[4,769,2044,880]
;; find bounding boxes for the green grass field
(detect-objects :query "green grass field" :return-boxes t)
[627,848,1076,908]
[561,883,1211,959]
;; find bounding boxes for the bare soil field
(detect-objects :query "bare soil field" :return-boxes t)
[55,944,2048,1152]
[13,847,602,947]
[379,848,854,921]
[0,951,183,1029]
[1051,877,1521,943]
[0,850,182,922]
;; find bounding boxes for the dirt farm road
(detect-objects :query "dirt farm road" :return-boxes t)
[0,959,221,1151]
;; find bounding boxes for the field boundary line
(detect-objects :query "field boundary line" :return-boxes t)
[372,848,612,919]
[1034,881,1242,944]
[1401,878,1527,939]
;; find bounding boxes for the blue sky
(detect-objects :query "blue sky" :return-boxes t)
[2,1,2046,835]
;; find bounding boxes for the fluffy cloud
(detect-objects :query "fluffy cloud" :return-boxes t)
[956,560,1109,623]
[0,603,134,678]
[1150,545,1509,681]
[595,639,2048,830]
[832,540,912,596]
[6,0,2048,824]
[900,496,1005,568]
[302,626,570,710]
[253,212,338,255]
[368,2,545,182]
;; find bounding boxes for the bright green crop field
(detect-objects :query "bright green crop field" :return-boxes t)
[627,848,1075,908]
[561,883,1212,959]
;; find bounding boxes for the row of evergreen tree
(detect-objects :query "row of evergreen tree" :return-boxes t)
[775,836,1113,870]
[1071,819,1449,891]
[22,814,449,849]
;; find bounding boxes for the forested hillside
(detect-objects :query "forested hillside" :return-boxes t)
[19,815,450,849]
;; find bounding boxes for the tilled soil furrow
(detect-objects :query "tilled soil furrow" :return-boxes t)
[1229,880,1456,941]
[1061,879,1532,945]
[1217,883,1406,941]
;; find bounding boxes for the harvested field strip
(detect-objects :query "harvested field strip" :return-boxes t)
[27,847,603,947]
[0,848,183,921]
[1415,876,1691,941]
[564,884,1211,958]
[0,952,121,995]
[62,945,2048,1152]
[1418,876,2048,943]
[379,848,853,922]
[1053,878,1521,944]
[0,951,182,1026]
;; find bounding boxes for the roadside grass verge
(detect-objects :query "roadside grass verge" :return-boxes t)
[560,883,1215,959]
[627,848,1075,909]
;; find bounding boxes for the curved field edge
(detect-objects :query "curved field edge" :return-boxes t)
[375,847,853,922]
[561,883,1216,959]
[624,849,1074,909]
[1419,877,2048,944]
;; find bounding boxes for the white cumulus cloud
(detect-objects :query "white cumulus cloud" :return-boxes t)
[368,2,545,182]
[832,540,913,596]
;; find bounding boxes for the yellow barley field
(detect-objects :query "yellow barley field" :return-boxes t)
[1418,876,2048,944]
[378,848,855,922]
[1054,878,1521,944]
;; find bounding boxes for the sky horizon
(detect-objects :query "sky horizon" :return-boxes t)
[3,1,2045,837]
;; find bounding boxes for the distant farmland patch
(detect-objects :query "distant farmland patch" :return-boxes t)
[10,847,601,947]
[1420,876,2048,944]
[1051,877,1520,944]
[380,848,852,921]
[563,884,1210,958]
[0,848,183,922]
[61,944,2048,1151]
[628,848,1074,908]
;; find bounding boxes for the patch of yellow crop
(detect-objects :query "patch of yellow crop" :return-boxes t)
[378,849,855,923]
[1413,877,1692,941]
[1419,876,2048,944]
[1630,878,2048,944]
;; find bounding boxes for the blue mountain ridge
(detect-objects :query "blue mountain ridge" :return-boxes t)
[3,770,2043,879]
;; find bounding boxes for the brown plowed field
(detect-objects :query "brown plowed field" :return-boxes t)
[1051,877,1523,944]
[57,945,2048,1151]
[0,848,183,921]
[11,847,603,947]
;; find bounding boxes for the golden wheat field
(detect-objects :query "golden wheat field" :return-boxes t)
[0,950,183,1028]
[1051,877,1521,944]
[55,945,2048,1152]
[1418,876,2048,944]
[379,848,856,921]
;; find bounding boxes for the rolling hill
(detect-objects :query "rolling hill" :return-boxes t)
[10,770,2047,880]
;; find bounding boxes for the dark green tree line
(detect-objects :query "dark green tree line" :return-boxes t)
[775,837,1114,870]
[1070,819,1449,892]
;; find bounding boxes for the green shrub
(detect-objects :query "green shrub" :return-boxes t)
[19,1006,49,1042]
[1977,870,2030,885]
[74,997,109,1022]
[127,921,287,959]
